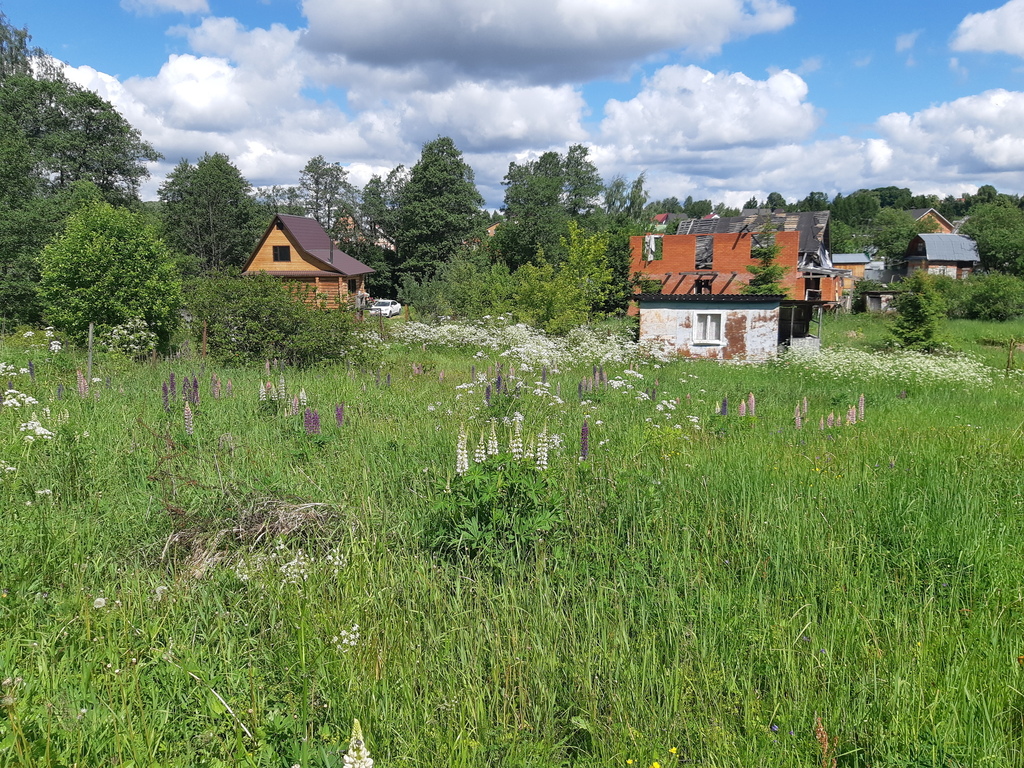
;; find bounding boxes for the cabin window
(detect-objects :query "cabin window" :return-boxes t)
[695,236,713,270]
[347,279,357,293]
[273,245,291,262]
[694,278,714,295]
[693,312,724,344]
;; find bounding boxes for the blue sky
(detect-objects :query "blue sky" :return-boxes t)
[4,0,1024,208]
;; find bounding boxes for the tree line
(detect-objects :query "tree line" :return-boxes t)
[5,9,1024,343]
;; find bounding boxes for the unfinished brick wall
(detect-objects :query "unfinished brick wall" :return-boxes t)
[628,231,846,302]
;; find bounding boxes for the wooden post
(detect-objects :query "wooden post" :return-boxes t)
[86,322,94,384]
[202,321,208,358]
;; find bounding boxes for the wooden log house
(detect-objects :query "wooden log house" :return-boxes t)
[243,214,374,308]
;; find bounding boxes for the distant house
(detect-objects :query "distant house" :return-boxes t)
[907,208,955,234]
[905,233,980,279]
[243,214,374,308]
[832,253,870,280]
[630,209,849,304]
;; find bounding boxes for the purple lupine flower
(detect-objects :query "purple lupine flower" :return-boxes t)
[720,397,728,416]
[375,371,381,386]
[28,360,35,384]
[386,373,391,387]
[858,393,865,421]
[438,370,444,383]
[748,392,756,416]
[578,380,584,400]
[56,382,64,400]
[191,376,200,404]
[580,420,589,460]
[291,395,300,416]
[794,404,802,430]
[802,395,809,415]
[76,369,88,397]
[184,401,194,435]
[212,375,221,399]
[494,372,503,394]
[265,359,271,375]
[182,377,191,402]
[226,379,233,397]
[485,384,492,407]
[105,376,111,389]
[827,412,835,428]
[304,408,321,435]
[899,389,907,399]
[335,403,345,427]
[846,406,856,426]
[168,372,176,399]
[819,416,825,430]
[541,366,547,384]
[739,400,747,417]
[162,382,170,412]
[470,365,475,381]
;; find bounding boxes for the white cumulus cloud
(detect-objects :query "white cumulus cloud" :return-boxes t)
[952,0,1024,58]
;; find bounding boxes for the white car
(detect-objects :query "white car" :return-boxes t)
[369,299,402,318]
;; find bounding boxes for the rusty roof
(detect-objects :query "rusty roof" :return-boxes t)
[636,293,784,304]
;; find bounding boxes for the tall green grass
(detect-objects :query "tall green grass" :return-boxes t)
[1,319,1023,766]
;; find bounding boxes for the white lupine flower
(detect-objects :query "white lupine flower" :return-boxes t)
[535,428,549,470]
[474,435,487,463]
[509,420,523,460]
[487,421,499,455]
[455,427,469,476]
[344,719,374,768]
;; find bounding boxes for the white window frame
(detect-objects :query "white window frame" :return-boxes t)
[693,311,725,345]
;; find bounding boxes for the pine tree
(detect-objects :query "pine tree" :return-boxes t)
[740,221,788,296]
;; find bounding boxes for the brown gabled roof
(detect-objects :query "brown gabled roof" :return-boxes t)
[906,208,954,231]
[244,214,375,276]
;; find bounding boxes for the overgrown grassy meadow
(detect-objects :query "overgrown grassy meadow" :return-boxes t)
[2,314,1024,767]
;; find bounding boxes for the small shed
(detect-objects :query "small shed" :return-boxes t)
[637,293,783,362]
[244,214,374,307]
[905,233,979,279]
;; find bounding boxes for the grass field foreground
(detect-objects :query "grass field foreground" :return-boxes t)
[1,316,1024,767]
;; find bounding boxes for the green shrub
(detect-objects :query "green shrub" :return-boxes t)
[186,271,375,367]
[961,272,1024,321]
[425,455,565,559]
[39,200,181,350]
[890,270,946,351]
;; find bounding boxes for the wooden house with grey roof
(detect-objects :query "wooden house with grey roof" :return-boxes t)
[243,214,374,308]
[905,233,979,279]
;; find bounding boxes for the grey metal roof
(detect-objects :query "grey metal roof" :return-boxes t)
[915,234,980,263]
[675,209,830,255]
[832,253,870,265]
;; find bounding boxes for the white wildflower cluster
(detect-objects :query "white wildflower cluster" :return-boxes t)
[4,389,39,408]
[233,540,313,587]
[102,318,158,357]
[0,363,15,377]
[393,319,668,368]
[0,460,15,475]
[333,624,360,651]
[19,416,53,441]
[783,347,994,387]
[325,548,347,576]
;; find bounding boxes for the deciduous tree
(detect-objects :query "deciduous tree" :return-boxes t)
[158,153,265,272]
[40,200,181,349]
[396,137,485,281]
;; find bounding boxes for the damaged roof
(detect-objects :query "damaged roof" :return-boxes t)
[675,209,830,255]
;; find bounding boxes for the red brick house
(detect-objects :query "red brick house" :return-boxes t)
[243,214,374,308]
[629,210,847,305]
